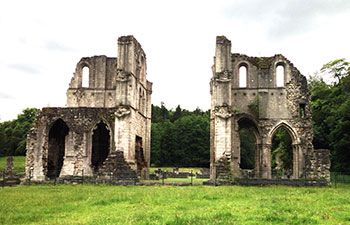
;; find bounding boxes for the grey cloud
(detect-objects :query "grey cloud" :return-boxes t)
[45,40,77,52]
[7,63,41,74]
[223,0,350,40]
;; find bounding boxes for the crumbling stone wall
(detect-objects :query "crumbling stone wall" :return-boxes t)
[25,35,152,182]
[210,36,330,182]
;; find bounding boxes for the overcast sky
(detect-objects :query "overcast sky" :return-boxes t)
[1,0,349,122]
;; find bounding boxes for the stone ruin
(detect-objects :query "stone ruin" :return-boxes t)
[25,35,152,183]
[210,36,330,183]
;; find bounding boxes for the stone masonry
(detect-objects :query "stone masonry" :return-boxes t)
[210,36,330,182]
[25,35,152,182]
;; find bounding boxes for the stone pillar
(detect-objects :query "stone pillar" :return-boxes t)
[255,143,262,177]
[6,156,14,177]
[261,143,271,179]
[231,119,241,177]
[210,36,234,180]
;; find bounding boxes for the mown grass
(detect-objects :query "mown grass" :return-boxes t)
[0,156,26,174]
[1,185,350,224]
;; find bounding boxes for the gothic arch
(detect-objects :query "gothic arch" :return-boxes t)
[236,113,262,143]
[238,63,249,88]
[267,121,302,179]
[89,119,113,172]
[236,114,262,174]
[267,121,299,145]
[46,118,69,179]
[77,61,92,88]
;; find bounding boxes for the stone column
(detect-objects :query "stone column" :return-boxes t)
[255,143,262,177]
[210,36,234,180]
[292,144,304,179]
[260,143,271,179]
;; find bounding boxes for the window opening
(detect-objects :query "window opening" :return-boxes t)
[82,66,90,88]
[299,104,306,118]
[239,66,247,88]
[271,127,293,179]
[276,65,284,87]
[135,136,146,177]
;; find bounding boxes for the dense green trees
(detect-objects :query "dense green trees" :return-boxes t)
[0,108,40,157]
[310,58,350,171]
[151,104,210,167]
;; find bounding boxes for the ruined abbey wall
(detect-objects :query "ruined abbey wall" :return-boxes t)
[25,36,152,182]
[210,36,330,182]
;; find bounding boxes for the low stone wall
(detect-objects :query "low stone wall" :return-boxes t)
[204,178,329,187]
[307,149,331,182]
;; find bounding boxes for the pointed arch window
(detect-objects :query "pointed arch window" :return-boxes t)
[82,66,90,88]
[239,65,247,88]
[276,65,284,87]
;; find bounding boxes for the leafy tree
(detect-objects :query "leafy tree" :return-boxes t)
[0,108,40,156]
[150,104,210,167]
[310,58,350,171]
[321,58,349,82]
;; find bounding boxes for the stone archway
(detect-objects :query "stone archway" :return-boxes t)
[267,122,301,179]
[47,119,69,179]
[236,116,262,178]
[91,120,111,172]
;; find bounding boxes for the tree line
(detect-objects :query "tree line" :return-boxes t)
[150,104,210,167]
[0,108,39,157]
[0,59,349,171]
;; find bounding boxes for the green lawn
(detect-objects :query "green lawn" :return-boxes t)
[0,156,26,174]
[1,185,350,224]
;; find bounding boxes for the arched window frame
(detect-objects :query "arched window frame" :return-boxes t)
[81,65,90,88]
[238,63,248,88]
[275,63,285,87]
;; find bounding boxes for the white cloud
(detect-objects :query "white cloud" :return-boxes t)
[0,0,349,121]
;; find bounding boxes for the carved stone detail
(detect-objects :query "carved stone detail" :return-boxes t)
[214,70,232,82]
[215,105,233,119]
[115,105,131,118]
[116,70,132,82]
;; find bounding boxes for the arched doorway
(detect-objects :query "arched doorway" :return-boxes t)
[237,117,261,177]
[91,121,110,172]
[47,119,69,179]
[268,122,299,179]
[271,127,293,178]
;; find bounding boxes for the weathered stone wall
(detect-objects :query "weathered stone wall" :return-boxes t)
[210,35,329,182]
[25,35,152,182]
[25,107,116,180]
[67,56,117,108]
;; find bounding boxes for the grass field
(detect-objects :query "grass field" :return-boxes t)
[1,185,350,224]
[1,156,350,224]
[0,156,25,174]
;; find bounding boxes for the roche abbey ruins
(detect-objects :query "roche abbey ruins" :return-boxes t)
[25,35,330,184]
[210,36,330,182]
[25,36,152,183]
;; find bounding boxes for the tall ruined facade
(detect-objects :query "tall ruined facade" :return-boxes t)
[25,36,152,182]
[210,36,330,181]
